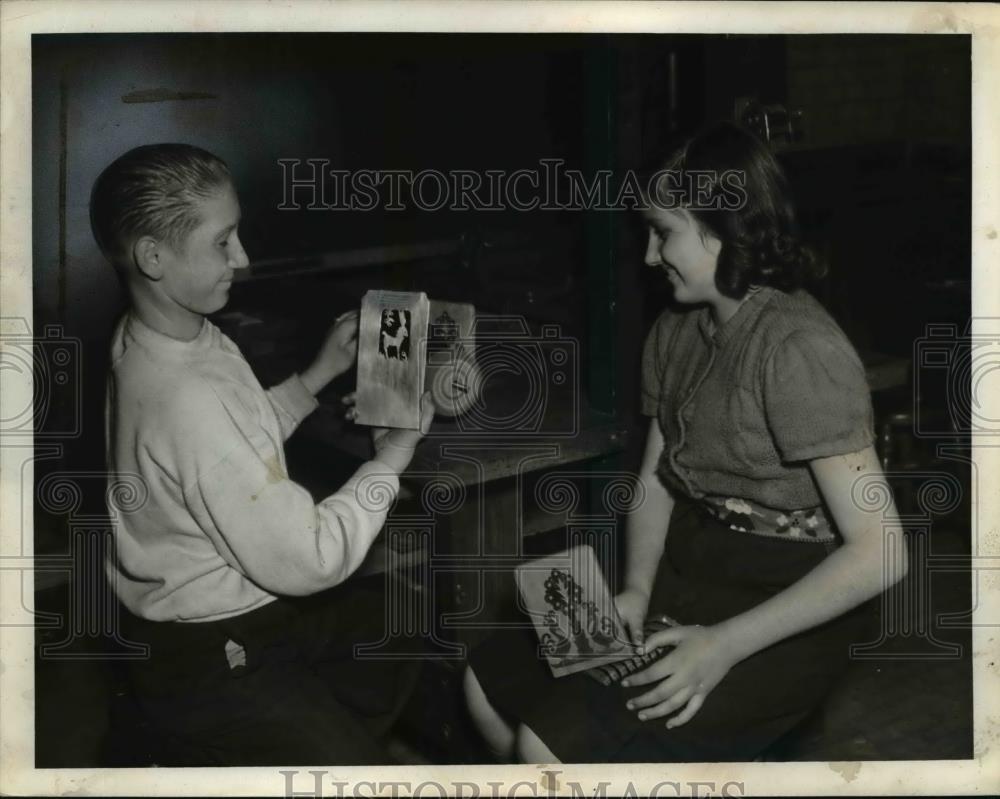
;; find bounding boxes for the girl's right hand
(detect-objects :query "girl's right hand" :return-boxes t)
[615,588,651,648]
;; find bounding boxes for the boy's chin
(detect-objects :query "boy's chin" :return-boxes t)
[201,295,231,316]
[209,286,233,310]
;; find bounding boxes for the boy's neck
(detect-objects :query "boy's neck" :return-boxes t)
[131,291,205,342]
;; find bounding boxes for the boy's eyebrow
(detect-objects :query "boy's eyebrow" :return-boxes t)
[216,219,240,237]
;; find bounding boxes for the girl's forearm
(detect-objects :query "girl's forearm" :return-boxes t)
[715,532,907,663]
[623,474,675,598]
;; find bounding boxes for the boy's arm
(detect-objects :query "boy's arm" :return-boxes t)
[173,384,400,596]
[265,311,360,441]
[265,373,320,441]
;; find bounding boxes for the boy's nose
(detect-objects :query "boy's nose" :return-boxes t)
[644,231,662,267]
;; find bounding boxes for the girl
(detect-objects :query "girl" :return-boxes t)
[464,121,906,763]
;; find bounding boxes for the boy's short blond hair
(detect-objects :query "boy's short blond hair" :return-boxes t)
[90,143,231,267]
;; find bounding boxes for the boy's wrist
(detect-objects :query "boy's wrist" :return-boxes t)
[373,448,413,474]
[373,431,422,472]
[299,363,338,396]
[378,429,421,450]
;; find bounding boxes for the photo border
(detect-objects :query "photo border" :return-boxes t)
[2,1,998,795]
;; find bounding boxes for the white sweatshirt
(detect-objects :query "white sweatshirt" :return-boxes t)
[105,312,399,622]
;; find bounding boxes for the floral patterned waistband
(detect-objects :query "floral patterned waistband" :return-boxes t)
[698,495,836,543]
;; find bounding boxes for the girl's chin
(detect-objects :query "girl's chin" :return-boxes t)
[667,282,701,305]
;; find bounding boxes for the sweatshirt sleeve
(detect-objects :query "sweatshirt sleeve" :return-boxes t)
[265,373,319,441]
[171,382,398,596]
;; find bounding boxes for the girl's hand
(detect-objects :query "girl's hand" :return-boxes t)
[614,589,651,648]
[621,624,738,729]
[301,311,359,394]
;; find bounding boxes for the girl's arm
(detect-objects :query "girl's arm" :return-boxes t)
[624,444,907,726]
[715,445,906,661]
[616,418,676,645]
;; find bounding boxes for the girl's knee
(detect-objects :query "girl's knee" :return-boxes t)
[463,665,516,760]
[515,724,560,764]
[463,665,488,713]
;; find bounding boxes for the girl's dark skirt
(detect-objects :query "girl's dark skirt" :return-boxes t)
[468,499,870,763]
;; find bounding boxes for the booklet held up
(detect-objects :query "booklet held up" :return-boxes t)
[355,290,430,430]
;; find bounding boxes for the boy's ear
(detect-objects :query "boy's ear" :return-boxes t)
[132,236,164,281]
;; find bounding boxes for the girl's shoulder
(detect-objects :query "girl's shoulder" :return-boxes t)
[647,301,703,340]
[751,289,867,385]
[753,288,854,350]
[643,302,706,367]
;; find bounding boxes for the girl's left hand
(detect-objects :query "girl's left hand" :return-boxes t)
[621,624,738,729]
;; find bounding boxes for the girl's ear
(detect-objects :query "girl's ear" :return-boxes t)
[704,232,723,258]
[132,236,164,281]
[686,210,723,258]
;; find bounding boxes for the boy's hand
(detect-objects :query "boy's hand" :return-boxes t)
[343,390,435,475]
[300,311,359,395]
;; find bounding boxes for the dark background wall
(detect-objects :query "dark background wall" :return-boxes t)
[30,31,972,768]
[32,32,971,544]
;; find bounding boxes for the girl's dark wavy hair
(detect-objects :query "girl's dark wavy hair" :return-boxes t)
[648,121,825,298]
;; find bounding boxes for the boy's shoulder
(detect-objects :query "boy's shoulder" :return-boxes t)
[110,314,243,414]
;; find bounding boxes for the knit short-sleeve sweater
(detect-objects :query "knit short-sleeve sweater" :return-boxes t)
[641,286,875,516]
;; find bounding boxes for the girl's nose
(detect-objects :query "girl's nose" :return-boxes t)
[644,231,662,267]
[229,236,251,270]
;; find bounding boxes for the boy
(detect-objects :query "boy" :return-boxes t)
[92,143,433,765]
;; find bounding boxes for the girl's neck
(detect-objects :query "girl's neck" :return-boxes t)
[709,296,745,328]
[709,286,762,328]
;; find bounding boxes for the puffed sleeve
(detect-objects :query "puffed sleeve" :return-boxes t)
[763,329,875,462]
[640,311,671,416]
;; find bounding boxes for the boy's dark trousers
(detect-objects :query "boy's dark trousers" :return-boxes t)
[120,578,422,766]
